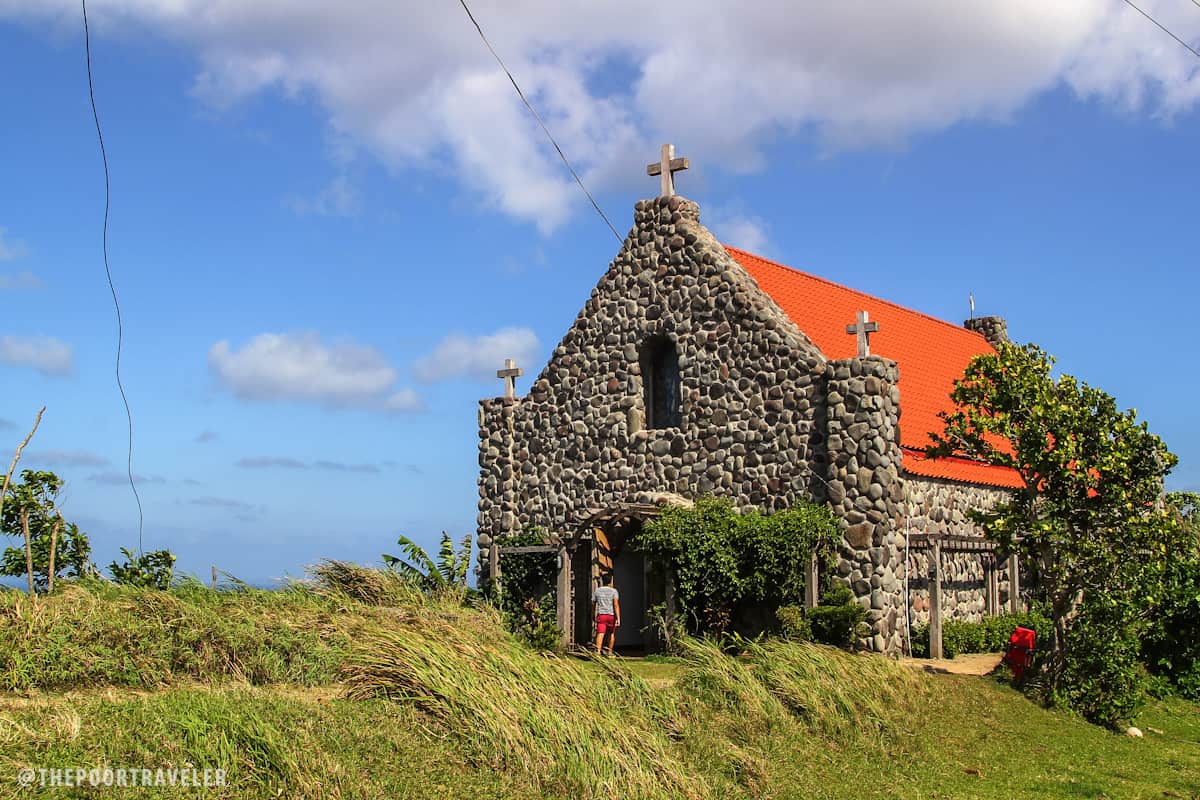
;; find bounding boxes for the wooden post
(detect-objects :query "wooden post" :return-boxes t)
[556,545,572,649]
[804,550,820,609]
[987,556,1000,616]
[489,540,501,591]
[929,539,943,659]
[211,565,218,590]
[1007,552,1021,613]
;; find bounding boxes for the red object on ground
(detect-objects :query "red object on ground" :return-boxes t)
[1004,626,1037,681]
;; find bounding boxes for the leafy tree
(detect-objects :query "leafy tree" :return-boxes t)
[109,547,177,589]
[382,532,472,594]
[639,496,839,635]
[928,342,1177,723]
[1141,493,1200,698]
[0,470,93,590]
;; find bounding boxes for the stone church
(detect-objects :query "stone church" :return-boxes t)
[477,147,1024,654]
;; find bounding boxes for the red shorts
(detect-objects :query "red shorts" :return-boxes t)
[596,614,617,634]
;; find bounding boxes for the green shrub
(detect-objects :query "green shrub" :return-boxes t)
[639,496,839,635]
[775,605,811,641]
[805,585,866,649]
[1055,597,1145,728]
[1142,550,1200,699]
[109,547,176,589]
[911,610,1051,659]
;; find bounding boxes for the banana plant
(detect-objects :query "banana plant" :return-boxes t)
[383,532,472,593]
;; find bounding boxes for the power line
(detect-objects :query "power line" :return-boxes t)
[82,0,145,552]
[455,0,624,244]
[1122,0,1200,60]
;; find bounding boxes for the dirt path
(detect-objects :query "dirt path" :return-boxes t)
[901,652,1003,676]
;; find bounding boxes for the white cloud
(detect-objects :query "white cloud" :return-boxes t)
[89,470,166,485]
[283,174,358,217]
[708,208,771,255]
[314,459,381,475]
[25,449,110,467]
[0,335,74,376]
[412,327,539,384]
[4,2,1198,229]
[0,227,27,262]
[237,456,308,470]
[188,495,260,514]
[0,270,42,290]
[235,455,384,474]
[208,331,423,412]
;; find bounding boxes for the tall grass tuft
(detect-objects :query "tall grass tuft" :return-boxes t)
[0,580,390,691]
[309,559,420,607]
[343,608,700,800]
[678,637,933,742]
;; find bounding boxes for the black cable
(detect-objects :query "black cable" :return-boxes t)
[455,0,624,244]
[82,0,145,552]
[1122,0,1200,60]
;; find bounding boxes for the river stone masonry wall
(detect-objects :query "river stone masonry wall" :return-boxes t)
[478,196,830,586]
[824,356,905,652]
[902,477,1015,623]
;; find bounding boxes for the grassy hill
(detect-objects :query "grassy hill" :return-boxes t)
[2,571,1198,799]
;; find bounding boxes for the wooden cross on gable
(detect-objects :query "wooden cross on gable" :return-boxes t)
[497,358,522,399]
[845,310,879,358]
[646,143,689,197]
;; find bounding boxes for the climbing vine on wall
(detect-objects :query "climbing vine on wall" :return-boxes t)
[639,496,839,634]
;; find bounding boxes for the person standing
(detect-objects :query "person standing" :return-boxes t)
[592,574,621,656]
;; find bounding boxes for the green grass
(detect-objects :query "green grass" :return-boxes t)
[0,569,404,691]
[2,572,1198,799]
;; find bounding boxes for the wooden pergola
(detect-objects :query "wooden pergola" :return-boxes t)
[907,533,1022,659]
[490,502,670,649]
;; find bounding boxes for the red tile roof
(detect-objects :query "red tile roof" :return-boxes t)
[725,246,1023,489]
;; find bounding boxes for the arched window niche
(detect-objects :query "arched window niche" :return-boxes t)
[639,334,682,429]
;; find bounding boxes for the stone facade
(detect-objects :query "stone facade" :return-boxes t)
[479,197,827,540]
[478,195,1017,653]
[902,478,1014,624]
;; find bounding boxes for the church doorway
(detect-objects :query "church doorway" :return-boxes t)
[572,503,673,653]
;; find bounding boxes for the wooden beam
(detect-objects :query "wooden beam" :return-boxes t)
[804,550,819,609]
[1008,552,1021,613]
[929,539,943,660]
[496,545,559,555]
[489,539,500,589]
[556,546,571,650]
[987,556,1000,616]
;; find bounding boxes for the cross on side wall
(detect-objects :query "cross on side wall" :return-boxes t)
[846,310,879,358]
[497,358,522,399]
[646,143,689,198]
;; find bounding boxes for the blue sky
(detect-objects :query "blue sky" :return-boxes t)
[1,1,1198,585]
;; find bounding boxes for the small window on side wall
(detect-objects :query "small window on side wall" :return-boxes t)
[640,335,682,429]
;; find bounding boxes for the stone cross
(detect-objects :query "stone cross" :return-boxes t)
[646,143,689,198]
[845,310,879,358]
[497,358,522,399]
